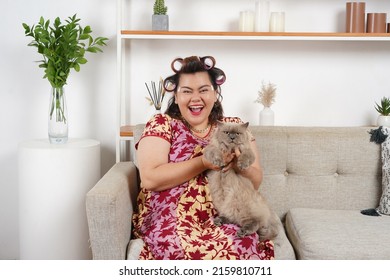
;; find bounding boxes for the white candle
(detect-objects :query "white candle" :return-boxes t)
[269,12,285,32]
[255,0,270,32]
[239,11,255,32]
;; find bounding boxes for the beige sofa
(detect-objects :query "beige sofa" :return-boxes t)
[86,126,390,260]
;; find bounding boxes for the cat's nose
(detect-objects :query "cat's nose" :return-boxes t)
[228,133,236,141]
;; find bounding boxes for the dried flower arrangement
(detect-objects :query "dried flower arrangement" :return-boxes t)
[145,78,166,110]
[255,81,277,107]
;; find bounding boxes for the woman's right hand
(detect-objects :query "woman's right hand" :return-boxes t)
[201,152,236,172]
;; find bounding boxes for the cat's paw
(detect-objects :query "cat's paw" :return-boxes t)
[214,216,229,227]
[212,157,224,168]
[237,222,258,238]
[237,159,251,170]
[257,226,271,241]
[237,228,249,238]
[214,217,223,227]
[237,151,255,170]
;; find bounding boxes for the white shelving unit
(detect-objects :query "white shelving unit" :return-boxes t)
[116,0,390,162]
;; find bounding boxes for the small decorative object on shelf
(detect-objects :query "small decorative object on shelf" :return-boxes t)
[145,78,166,114]
[346,2,366,33]
[269,12,285,32]
[255,0,270,32]
[152,0,169,31]
[375,97,390,127]
[23,15,108,144]
[255,81,276,126]
[366,13,387,33]
[239,10,255,32]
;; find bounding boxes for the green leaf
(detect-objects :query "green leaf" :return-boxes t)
[24,14,108,86]
[83,26,92,34]
[76,57,87,64]
[79,33,90,40]
[73,63,80,72]
[86,46,98,53]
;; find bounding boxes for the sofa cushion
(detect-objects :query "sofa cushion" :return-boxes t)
[126,238,144,260]
[286,208,390,259]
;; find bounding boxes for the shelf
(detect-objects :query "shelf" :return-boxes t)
[120,125,134,137]
[121,30,390,41]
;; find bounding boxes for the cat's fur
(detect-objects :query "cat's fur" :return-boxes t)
[203,122,280,241]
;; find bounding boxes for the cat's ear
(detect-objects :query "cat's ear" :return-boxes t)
[217,121,224,128]
[241,122,249,128]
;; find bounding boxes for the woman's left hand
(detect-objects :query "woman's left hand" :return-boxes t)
[222,147,241,172]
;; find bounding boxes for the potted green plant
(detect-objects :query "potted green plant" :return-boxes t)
[375,97,390,127]
[23,14,108,144]
[152,0,169,31]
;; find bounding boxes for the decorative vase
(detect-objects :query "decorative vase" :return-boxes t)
[152,15,169,31]
[366,13,387,33]
[346,2,366,33]
[259,106,274,126]
[48,87,68,144]
[377,115,390,127]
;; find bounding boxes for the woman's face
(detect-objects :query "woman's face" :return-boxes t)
[175,72,218,130]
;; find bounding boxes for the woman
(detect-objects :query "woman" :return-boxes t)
[133,55,274,260]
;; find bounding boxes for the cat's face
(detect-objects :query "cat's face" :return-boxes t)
[215,122,249,146]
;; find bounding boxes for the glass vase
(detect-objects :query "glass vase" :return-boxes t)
[48,86,68,144]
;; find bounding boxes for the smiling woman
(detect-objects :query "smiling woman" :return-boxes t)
[133,55,272,260]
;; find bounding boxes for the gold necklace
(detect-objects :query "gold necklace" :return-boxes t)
[190,124,211,134]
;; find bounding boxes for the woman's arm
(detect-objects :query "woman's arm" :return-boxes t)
[137,136,211,192]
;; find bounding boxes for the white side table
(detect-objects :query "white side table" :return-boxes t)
[18,138,101,260]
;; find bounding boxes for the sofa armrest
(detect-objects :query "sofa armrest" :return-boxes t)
[86,162,139,259]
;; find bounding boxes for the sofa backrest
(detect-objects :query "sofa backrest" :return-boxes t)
[252,126,382,220]
[134,125,382,220]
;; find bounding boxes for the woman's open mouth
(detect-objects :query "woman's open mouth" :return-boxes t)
[189,105,204,115]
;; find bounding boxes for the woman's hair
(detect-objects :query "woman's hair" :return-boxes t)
[164,56,226,124]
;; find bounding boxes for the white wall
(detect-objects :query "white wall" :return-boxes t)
[0,0,116,259]
[1,0,390,259]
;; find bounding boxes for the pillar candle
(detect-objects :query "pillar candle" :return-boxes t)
[255,0,270,32]
[239,11,255,32]
[269,12,285,32]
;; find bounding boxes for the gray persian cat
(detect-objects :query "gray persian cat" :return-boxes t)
[204,122,280,241]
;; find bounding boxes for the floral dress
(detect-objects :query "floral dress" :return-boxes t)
[133,114,274,260]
